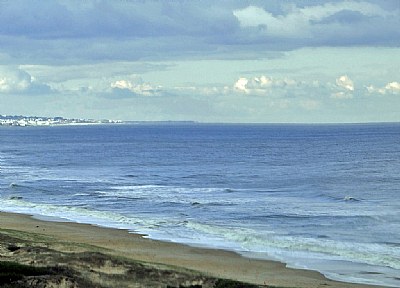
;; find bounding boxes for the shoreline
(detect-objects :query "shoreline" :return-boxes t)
[0,211,383,288]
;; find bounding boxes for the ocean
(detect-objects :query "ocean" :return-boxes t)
[1,123,399,287]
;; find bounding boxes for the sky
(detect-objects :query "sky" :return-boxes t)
[0,0,399,123]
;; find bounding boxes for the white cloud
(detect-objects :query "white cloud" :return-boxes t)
[0,67,52,94]
[233,5,307,38]
[110,76,161,97]
[0,67,32,93]
[366,81,400,95]
[111,80,133,90]
[249,75,274,88]
[336,75,354,91]
[233,75,297,96]
[233,77,249,92]
[385,81,400,94]
[330,75,354,99]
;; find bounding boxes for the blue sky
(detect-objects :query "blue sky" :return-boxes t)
[0,0,399,123]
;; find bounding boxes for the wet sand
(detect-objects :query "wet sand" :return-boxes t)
[0,212,382,287]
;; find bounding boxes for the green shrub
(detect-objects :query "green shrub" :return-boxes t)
[214,279,259,288]
[0,261,50,285]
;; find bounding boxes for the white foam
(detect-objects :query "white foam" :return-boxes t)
[0,198,162,232]
[186,222,400,270]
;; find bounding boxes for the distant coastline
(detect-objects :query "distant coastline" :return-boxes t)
[2,115,397,127]
[0,115,201,127]
[0,115,122,127]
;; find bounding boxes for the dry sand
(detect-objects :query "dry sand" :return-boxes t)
[0,212,383,288]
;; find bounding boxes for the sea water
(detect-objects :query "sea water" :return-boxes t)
[0,123,399,287]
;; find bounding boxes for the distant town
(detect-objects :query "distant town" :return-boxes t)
[0,115,122,127]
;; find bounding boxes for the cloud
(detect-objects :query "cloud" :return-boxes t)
[0,1,239,41]
[233,77,249,92]
[233,5,305,38]
[0,67,52,94]
[233,75,298,96]
[336,75,354,91]
[0,1,235,63]
[0,1,398,64]
[385,82,400,94]
[231,73,385,104]
[366,81,400,95]
[0,68,31,93]
[330,75,354,99]
[233,2,391,33]
[110,76,162,97]
[232,1,400,48]
[316,9,371,25]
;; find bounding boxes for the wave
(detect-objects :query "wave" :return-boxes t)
[323,194,362,202]
[9,183,22,188]
[1,196,399,287]
[72,193,92,197]
[97,185,241,206]
[186,222,400,271]
[0,197,163,232]
[6,181,62,196]
[343,196,361,202]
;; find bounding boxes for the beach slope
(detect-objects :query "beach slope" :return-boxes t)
[0,212,382,288]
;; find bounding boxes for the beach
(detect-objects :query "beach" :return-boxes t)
[0,212,382,288]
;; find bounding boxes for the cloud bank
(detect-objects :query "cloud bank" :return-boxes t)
[0,67,52,94]
[367,81,400,95]
[110,76,162,97]
[0,0,398,63]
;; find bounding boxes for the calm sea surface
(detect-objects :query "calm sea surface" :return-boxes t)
[1,123,399,286]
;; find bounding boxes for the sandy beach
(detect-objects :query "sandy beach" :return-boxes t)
[0,211,384,288]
